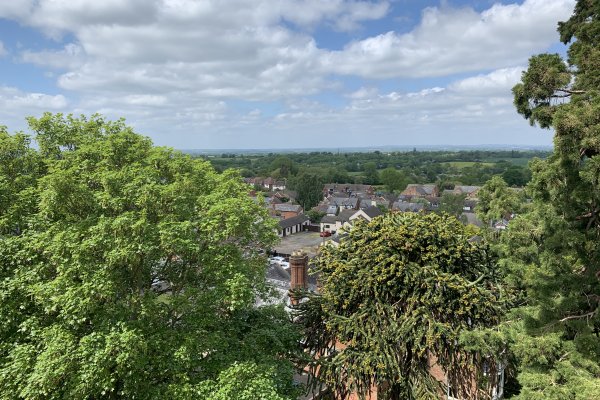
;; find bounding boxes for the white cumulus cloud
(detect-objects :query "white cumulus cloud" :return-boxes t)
[320,0,575,78]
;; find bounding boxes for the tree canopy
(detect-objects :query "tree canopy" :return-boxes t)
[0,113,301,399]
[503,1,600,397]
[476,176,523,227]
[297,213,507,399]
[289,172,324,211]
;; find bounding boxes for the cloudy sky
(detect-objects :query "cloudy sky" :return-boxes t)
[0,0,575,149]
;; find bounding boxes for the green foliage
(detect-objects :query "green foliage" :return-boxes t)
[513,54,571,128]
[296,213,508,399]
[306,209,326,223]
[502,165,531,187]
[379,167,408,193]
[204,150,545,189]
[0,127,42,235]
[0,113,301,399]
[270,156,297,178]
[195,362,293,400]
[505,2,600,397]
[438,192,466,219]
[289,172,324,211]
[476,176,523,227]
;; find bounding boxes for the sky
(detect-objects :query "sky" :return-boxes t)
[0,0,576,150]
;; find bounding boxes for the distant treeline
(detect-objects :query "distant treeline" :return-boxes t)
[197,150,550,188]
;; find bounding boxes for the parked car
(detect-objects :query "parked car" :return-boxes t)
[320,231,332,237]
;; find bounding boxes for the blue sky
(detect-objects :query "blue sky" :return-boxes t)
[0,0,575,149]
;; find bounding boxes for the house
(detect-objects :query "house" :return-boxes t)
[243,177,262,186]
[424,196,442,210]
[262,177,275,190]
[320,209,355,233]
[272,180,286,191]
[273,190,295,203]
[323,183,374,197]
[244,177,287,191]
[358,195,392,210]
[453,185,481,199]
[349,206,383,223]
[273,203,303,219]
[392,201,425,213]
[320,207,384,234]
[463,199,478,212]
[325,205,338,216]
[463,212,484,227]
[278,215,310,237]
[401,184,439,198]
[328,197,359,210]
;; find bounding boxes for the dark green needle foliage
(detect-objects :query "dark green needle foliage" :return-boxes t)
[296,212,508,399]
[504,1,600,397]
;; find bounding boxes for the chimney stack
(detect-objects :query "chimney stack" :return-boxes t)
[289,250,308,305]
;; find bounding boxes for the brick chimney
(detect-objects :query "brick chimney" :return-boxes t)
[289,250,308,305]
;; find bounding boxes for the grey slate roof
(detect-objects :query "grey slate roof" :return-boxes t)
[279,214,310,229]
[321,215,338,224]
[362,205,383,219]
[274,203,302,213]
[321,209,355,224]
[330,197,359,208]
[463,212,484,227]
[338,209,355,222]
[392,201,425,212]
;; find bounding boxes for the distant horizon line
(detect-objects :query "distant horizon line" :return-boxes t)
[179,144,553,155]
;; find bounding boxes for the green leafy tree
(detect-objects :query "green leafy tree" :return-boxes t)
[379,167,407,193]
[270,156,297,178]
[324,167,351,184]
[306,209,325,223]
[502,165,530,187]
[195,362,291,400]
[438,192,467,220]
[362,162,379,185]
[290,172,324,211]
[297,213,507,399]
[503,1,600,397]
[0,114,301,400]
[0,127,43,235]
[476,176,522,227]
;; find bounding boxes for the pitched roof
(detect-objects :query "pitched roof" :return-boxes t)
[454,185,480,194]
[274,203,302,213]
[402,184,437,196]
[321,209,355,224]
[329,197,359,208]
[279,214,310,229]
[338,209,355,222]
[321,215,338,224]
[324,183,373,193]
[362,205,383,219]
[392,201,425,212]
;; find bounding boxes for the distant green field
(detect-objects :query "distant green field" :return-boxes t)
[444,161,494,168]
[485,157,534,166]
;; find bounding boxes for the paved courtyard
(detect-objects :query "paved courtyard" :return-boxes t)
[274,231,331,258]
